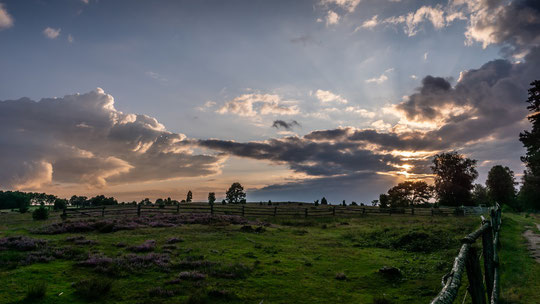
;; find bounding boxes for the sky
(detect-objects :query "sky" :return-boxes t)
[1,0,539,203]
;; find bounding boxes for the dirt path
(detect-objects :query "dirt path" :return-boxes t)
[523,223,540,263]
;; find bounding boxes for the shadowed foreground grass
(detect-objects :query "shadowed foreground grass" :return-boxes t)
[0,211,519,304]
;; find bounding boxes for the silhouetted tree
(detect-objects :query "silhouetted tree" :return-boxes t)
[518,80,540,210]
[471,184,491,206]
[208,192,216,204]
[69,195,87,208]
[486,165,516,207]
[431,152,478,206]
[386,181,433,207]
[379,194,389,208]
[314,199,319,206]
[321,197,328,205]
[186,190,193,203]
[226,182,246,204]
[53,198,68,211]
[155,198,165,208]
[89,195,118,206]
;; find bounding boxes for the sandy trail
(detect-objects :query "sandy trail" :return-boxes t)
[523,223,540,263]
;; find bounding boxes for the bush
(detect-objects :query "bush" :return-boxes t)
[74,277,113,300]
[25,282,47,300]
[32,206,49,220]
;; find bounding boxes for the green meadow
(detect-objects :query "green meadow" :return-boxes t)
[0,211,538,304]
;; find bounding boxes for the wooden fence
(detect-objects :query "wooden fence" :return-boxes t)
[61,203,481,219]
[430,204,502,304]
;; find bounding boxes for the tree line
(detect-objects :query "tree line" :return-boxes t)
[0,182,248,213]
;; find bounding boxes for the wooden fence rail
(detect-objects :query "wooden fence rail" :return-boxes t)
[430,204,502,304]
[61,203,486,219]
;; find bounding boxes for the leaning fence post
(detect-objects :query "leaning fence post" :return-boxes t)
[465,247,487,304]
[482,220,495,302]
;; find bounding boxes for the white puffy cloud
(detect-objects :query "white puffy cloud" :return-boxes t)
[384,5,446,36]
[217,94,299,117]
[360,15,378,29]
[43,27,61,39]
[0,88,225,190]
[366,68,393,84]
[0,3,14,30]
[321,0,361,13]
[326,10,340,26]
[315,89,348,104]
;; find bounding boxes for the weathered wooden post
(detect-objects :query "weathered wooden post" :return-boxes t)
[362,207,365,214]
[137,204,141,217]
[102,206,105,217]
[274,206,277,217]
[210,203,214,215]
[242,205,245,217]
[304,208,308,218]
[332,206,336,216]
[177,203,180,214]
[465,247,486,304]
[482,221,495,302]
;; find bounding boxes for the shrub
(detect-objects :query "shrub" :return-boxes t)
[335,272,347,280]
[178,271,206,280]
[26,282,47,300]
[129,240,156,252]
[74,278,113,300]
[53,199,67,211]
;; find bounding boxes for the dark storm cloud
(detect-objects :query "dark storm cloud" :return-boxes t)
[0,88,225,189]
[466,0,540,56]
[197,137,399,177]
[272,120,300,130]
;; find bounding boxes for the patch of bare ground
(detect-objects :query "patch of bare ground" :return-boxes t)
[523,223,540,263]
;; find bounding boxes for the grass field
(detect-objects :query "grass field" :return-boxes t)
[0,210,537,304]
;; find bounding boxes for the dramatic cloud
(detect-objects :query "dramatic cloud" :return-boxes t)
[0,3,14,30]
[43,27,61,39]
[217,94,299,117]
[315,89,348,104]
[272,120,301,130]
[0,88,225,190]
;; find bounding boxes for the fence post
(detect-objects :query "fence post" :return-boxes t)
[274,206,277,217]
[137,204,141,217]
[305,208,308,218]
[332,206,336,216]
[411,207,414,215]
[102,206,105,217]
[362,207,365,214]
[431,208,434,216]
[210,203,214,215]
[242,205,245,217]
[482,221,495,302]
[177,203,180,214]
[465,247,487,304]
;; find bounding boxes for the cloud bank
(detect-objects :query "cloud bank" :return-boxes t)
[0,88,225,190]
